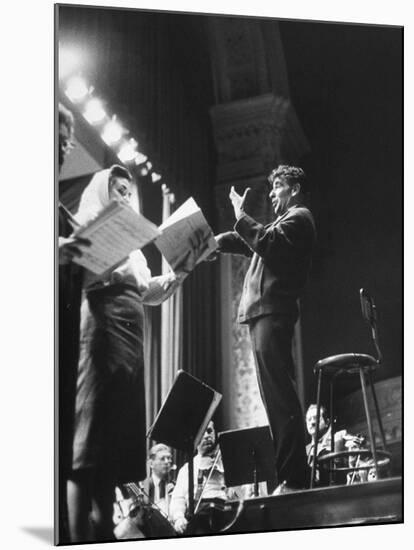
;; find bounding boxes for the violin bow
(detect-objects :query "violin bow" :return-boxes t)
[194,449,222,515]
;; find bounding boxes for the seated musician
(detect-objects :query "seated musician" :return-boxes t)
[305,404,366,486]
[141,443,175,516]
[113,443,175,528]
[169,420,227,534]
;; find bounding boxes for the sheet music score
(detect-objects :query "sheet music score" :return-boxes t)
[72,200,160,274]
[155,197,217,271]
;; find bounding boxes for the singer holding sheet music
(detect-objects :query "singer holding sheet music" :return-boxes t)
[67,166,195,543]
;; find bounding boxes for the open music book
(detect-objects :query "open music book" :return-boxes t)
[154,197,217,271]
[70,197,217,276]
[72,200,161,275]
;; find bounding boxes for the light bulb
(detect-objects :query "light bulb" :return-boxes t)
[118,139,138,163]
[65,76,89,102]
[134,152,148,166]
[102,117,123,145]
[83,98,106,124]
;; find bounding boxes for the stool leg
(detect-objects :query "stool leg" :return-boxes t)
[368,370,388,451]
[329,380,334,485]
[359,368,380,480]
[310,369,323,489]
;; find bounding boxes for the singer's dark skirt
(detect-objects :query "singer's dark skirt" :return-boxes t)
[72,285,147,483]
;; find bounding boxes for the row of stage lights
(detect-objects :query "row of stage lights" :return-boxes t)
[63,74,162,183]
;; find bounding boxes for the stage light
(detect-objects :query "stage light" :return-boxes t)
[118,138,138,163]
[83,98,106,125]
[139,160,153,176]
[151,172,162,183]
[59,45,81,80]
[102,117,123,145]
[134,152,148,166]
[65,76,89,103]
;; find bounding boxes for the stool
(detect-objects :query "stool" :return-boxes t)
[309,289,391,488]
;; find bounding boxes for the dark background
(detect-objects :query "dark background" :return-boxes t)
[279,21,402,398]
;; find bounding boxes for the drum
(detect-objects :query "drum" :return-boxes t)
[140,503,177,538]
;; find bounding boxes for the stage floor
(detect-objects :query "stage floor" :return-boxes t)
[222,477,402,534]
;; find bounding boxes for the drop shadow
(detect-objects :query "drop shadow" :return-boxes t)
[21,526,54,545]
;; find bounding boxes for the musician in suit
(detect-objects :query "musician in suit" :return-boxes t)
[215,166,316,493]
[113,443,175,528]
[170,421,227,534]
[141,444,175,516]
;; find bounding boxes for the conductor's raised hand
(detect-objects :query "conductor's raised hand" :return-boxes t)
[229,186,250,220]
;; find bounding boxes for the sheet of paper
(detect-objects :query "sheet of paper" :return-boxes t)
[155,197,217,271]
[73,200,160,274]
[158,197,199,229]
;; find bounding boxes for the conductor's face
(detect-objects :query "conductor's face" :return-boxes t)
[198,421,216,456]
[269,176,298,217]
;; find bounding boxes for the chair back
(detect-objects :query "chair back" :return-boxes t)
[360,288,382,363]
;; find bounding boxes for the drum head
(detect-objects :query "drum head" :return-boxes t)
[142,505,177,538]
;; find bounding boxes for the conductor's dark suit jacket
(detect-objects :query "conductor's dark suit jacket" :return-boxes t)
[218,204,316,322]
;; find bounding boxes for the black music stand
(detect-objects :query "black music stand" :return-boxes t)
[218,426,276,497]
[147,370,222,518]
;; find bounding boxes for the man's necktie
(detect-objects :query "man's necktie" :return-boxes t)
[159,479,166,500]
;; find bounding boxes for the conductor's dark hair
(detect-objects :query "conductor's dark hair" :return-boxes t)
[58,103,74,135]
[109,164,132,182]
[268,165,308,192]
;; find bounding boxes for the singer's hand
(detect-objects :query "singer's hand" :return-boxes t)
[229,186,250,220]
[204,233,225,262]
[59,236,90,265]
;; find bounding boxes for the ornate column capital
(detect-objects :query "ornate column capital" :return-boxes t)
[210,93,309,184]
[210,93,309,231]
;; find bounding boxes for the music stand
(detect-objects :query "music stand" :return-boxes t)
[218,426,276,497]
[147,370,222,518]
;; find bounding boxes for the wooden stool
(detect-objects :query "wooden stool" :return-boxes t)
[310,289,391,488]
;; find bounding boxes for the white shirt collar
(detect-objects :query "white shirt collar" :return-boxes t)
[151,472,163,486]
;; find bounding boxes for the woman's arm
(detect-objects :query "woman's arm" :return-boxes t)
[141,272,186,306]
